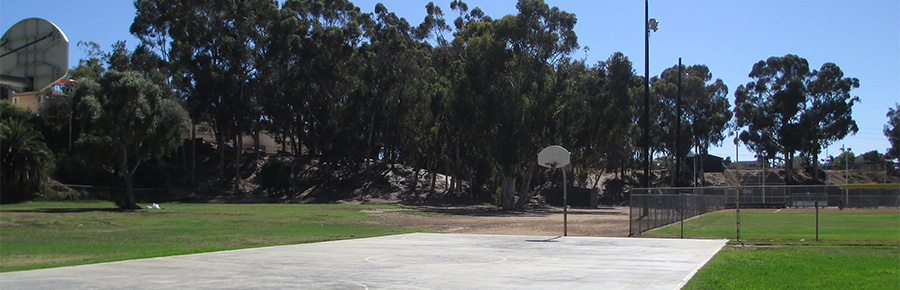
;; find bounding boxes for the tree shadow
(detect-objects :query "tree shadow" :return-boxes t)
[3,208,132,214]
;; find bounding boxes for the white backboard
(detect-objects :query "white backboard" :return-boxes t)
[1,18,69,92]
[538,145,570,168]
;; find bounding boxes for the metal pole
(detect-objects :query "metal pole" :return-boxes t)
[736,187,741,242]
[563,167,568,237]
[680,193,684,239]
[676,58,682,188]
[643,0,651,188]
[815,200,819,242]
[843,145,849,207]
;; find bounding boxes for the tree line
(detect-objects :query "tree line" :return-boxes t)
[5,0,890,210]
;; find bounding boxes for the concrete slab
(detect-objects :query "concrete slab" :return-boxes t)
[0,233,726,290]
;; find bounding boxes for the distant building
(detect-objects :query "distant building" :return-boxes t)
[686,154,725,173]
[1,80,72,113]
[193,122,284,154]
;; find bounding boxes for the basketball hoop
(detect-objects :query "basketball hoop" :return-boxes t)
[538,146,570,169]
[537,145,571,236]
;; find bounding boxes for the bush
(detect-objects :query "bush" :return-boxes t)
[1,118,54,203]
[257,158,294,195]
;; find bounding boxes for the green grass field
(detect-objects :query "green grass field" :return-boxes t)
[0,201,412,272]
[645,209,900,289]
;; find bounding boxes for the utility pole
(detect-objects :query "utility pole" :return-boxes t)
[675,57,682,187]
[643,0,650,188]
[643,0,657,188]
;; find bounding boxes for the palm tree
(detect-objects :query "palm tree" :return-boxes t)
[1,119,55,203]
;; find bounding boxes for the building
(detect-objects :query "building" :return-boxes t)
[193,122,285,155]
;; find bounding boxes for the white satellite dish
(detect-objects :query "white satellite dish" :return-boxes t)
[1,18,69,92]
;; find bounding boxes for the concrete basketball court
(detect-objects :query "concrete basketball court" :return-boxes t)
[1,233,726,289]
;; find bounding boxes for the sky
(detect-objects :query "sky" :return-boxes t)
[3,0,898,163]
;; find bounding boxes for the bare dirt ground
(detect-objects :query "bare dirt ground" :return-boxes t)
[364,205,631,237]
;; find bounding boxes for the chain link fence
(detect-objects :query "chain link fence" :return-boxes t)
[724,185,900,208]
[629,188,727,236]
[629,185,900,236]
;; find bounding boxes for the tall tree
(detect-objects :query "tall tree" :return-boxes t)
[655,64,731,185]
[800,62,859,182]
[495,0,578,210]
[735,54,858,184]
[132,0,276,192]
[74,70,190,209]
[886,104,900,160]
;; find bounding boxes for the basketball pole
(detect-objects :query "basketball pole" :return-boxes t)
[562,166,568,236]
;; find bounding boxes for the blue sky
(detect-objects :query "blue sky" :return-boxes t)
[3,0,897,162]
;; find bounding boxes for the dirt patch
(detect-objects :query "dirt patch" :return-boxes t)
[365,205,631,237]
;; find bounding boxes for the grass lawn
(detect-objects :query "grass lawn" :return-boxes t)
[683,245,899,290]
[0,201,412,272]
[645,209,900,289]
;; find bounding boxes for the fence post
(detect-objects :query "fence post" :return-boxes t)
[736,187,741,243]
[680,193,684,239]
[815,200,819,242]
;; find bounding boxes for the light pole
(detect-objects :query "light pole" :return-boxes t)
[840,145,851,208]
[821,158,827,184]
[675,58,682,187]
[642,0,658,188]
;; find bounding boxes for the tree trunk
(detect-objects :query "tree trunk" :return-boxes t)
[516,163,536,211]
[119,145,138,209]
[812,152,820,184]
[234,134,242,195]
[367,110,376,162]
[700,141,707,186]
[429,158,437,198]
[592,168,606,189]
[468,169,475,201]
[412,167,420,194]
[455,144,461,198]
[501,176,516,210]
[216,128,226,183]
[785,150,794,185]
[191,121,196,186]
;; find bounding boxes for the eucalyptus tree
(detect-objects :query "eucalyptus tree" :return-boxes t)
[597,52,640,179]
[278,0,367,167]
[887,104,900,160]
[447,0,578,210]
[131,0,278,193]
[800,62,860,182]
[654,64,731,185]
[735,54,859,184]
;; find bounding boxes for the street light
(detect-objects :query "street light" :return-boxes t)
[642,0,658,188]
[675,58,683,187]
[840,145,851,208]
